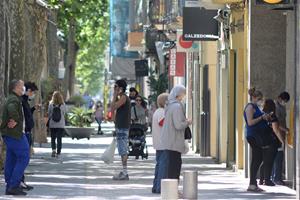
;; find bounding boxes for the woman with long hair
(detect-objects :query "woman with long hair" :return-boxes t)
[48,91,66,158]
[243,88,271,192]
[259,99,284,186]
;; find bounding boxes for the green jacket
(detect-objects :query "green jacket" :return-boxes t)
[0,92,24,139]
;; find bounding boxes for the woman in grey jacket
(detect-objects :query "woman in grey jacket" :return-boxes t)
[158,85,192,189]
[48,91,66,158]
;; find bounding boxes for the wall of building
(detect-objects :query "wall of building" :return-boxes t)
[250,1,286,99]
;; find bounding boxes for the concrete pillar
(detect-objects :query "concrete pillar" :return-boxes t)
[161,179,178,200]
[183,171,198,199]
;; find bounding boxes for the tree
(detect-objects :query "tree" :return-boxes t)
[49,0,109,97]
[147,69,169,105]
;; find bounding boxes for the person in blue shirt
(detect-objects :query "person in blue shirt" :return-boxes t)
[244,88,271,192]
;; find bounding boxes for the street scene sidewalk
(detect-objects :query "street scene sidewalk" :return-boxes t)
[0,123,296,200]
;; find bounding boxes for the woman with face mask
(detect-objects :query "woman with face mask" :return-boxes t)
[244,87,271,192]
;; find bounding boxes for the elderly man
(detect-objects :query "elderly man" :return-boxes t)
[0,80,30,195]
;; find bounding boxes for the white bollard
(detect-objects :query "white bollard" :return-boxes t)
[161,179,178,200]
[183,171,198,199]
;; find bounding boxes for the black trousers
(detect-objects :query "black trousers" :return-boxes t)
[259,144,277,181]
[247,136,263,186]
[50,128,64,154]
[165,150,182,179]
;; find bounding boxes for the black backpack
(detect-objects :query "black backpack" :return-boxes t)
[52,104,61,122]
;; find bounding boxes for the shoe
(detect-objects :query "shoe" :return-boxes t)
[20,182,34,191]
[152,188,160,194]
[112,172,129,181]
[6,187,27,195]
[274,180,285,185]
[247,185,264,192]
[264,180,275,186]
[51,150,56,158]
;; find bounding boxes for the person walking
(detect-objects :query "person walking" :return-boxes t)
[48,91,66,158]
[272,92,290,185]
[151,93,168,194]
[0,80,30,195]
[158,85,192,193]
[94,101,104,135]
[244,88,271,192]
[259,99,284,186]
[111,79,131,180]
[20,81,38,191]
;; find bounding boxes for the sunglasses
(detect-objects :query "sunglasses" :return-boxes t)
[136,99,142,102]
[114,85,119,88]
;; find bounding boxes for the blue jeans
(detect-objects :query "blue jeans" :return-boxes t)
[272,150,284,181]
[25,132,32,147]
[154,150,169,193]
[116,128,129,156]
[3,135,30,189]
[152,150,163,192]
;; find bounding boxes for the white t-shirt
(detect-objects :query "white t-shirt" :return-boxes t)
[152,108,165,150]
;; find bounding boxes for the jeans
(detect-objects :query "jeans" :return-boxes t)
[272,150,284,181]
[50,128,64,154]
[247,136,263,186]
[116,128,129,156]
[25,132,32,147]
[152,150,163,192]
[3,135,30,189]
[95,118,102,134]
[259,145,277,181]
[155,150,169,193]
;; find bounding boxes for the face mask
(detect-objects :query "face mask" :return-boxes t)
[256,100,264,109]
[29,94,35,100]
[280,101,286,106]
[22,86,26,95]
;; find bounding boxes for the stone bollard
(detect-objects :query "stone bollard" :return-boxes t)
[161,179,178,200]
[183,171,198,199]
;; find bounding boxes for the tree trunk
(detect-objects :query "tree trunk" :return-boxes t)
[65,18,77,98]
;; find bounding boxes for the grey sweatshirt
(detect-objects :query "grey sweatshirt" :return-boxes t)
[160,101,188,153]
[48,103,66,128]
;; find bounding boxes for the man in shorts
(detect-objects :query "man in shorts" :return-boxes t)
[111,79,131,180]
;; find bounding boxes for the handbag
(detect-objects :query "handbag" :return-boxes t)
[185,126,192,140]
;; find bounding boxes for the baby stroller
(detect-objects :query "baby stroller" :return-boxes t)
[128,123,148,159]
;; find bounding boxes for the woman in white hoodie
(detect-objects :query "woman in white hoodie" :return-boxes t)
[155,85,192,193]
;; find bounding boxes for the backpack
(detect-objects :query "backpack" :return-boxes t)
[52,104,61,122]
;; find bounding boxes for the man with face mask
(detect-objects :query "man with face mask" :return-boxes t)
[272,91,290,185]
[0,80,30,195]
[19,82,38,190]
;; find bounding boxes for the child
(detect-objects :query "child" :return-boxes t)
[151,93,169,194]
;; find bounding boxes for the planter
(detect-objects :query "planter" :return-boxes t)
[64,126,95,140]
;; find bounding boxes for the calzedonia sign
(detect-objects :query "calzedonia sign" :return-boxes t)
[183,8,219,41]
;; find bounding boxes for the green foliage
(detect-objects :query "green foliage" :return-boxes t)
[48,0,109,95]
[147,69,169,105]
[67,95,85,107]
[67,107,94,127]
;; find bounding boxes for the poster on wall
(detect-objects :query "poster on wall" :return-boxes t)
[169,48,186,77]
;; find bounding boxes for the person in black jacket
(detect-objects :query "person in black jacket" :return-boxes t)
[20,82,38,191]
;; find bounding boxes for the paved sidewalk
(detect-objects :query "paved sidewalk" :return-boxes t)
[0,123,296,199]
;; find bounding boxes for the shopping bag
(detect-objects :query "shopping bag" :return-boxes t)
[183,140,190,154]
[101,138,116,164]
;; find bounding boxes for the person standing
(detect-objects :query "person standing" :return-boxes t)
[94,101,104,135]
[272,92,290,185]
[158,85,192,193]
[151,93,168,194]
[111,79,131,180]
[48,91,66,158]
[244,88,271,192]
[20,81,38,191]
[0,80,30,195]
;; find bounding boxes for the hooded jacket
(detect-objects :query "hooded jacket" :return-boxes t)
[160,85,188,153]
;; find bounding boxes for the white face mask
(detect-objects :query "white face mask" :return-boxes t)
[256,100,264,109]
[22,86,26,95]
[29,94,35,100]
[280,101,286,106]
